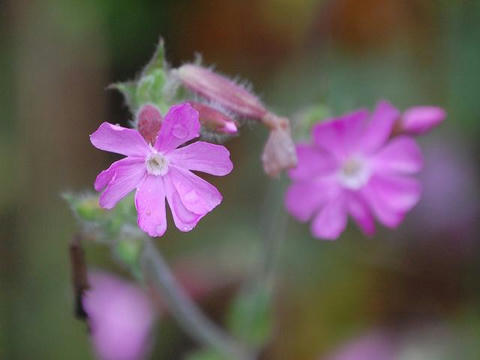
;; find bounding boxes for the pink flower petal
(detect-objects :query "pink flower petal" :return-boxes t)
[360,100,400,153]
[164,175,202,231]
[313,109,369,158]
[94,157,144,192]
[135,176,167,237]
[347,192,375,236]
[168,167,222,215]
[99,162,146,209]
[154,103,200,152]
[372,136,423,174]
[401,106,446,135]
[288,144,338,180]
[90,122,149,157]
[169,141,233,176]
[361,175,421,228]
[285,181,327,222]
[311,196,347,240]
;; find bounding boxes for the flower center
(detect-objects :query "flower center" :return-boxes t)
[146,152,169,176]
[338,156,370,190]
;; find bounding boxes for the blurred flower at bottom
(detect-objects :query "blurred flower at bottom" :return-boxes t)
[83,271,156,360]
[322,331,396,360]
[321,324,466,360]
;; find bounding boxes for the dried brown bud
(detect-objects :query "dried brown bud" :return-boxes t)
[261,114,297,177]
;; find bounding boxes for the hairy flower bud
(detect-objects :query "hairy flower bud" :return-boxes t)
[188,101,238,134]
[176,64,268,119]
[136,104,163,144]
[398,106,446,135]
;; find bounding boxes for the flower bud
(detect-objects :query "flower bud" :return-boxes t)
[188,101,238,134]
[261,114,297,177]
[398,106,446,135]
[176,64,268,120]
[136,104,163,144]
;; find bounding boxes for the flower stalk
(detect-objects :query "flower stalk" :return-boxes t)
[141,238,256,360]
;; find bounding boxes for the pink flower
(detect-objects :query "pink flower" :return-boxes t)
[90,103,233,237]
[323,332,396,360]
[286,101,423,240]
[83,271,155,360]
[398,106,446,135]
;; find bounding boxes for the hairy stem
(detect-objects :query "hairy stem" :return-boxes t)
[141,238,256,360]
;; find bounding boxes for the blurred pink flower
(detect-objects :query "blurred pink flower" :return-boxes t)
[324,332,396,360]
[398,106,446,135]
[84,271,155,360]
[413,138,479,233]
[286,101,423,240]
[90,103,233,237]
[322,324,461,360]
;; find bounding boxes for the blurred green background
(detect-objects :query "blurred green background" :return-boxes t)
[1,0,479,359]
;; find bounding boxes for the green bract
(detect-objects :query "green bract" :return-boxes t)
[110,39,172,114]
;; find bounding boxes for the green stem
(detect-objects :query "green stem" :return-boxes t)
[141,239,256,360]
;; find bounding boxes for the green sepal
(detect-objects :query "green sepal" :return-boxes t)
[63,192,106,222]
[64,192,137,238]
[135,69,168,113]
[109,39,170,114]
[226,285,273,348]
[141,38,167,77]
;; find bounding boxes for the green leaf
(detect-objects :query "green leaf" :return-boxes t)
[227,285,273,348]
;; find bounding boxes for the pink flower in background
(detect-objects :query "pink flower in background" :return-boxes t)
[286,101,423,240]
[90,103,233,237]
[321,325,459,360]
[84,271,155,360]
[413,138,479,234]
[323,332,396,360]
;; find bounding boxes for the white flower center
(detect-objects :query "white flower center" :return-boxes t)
[146,152,169,176]
[338,156,370,190]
